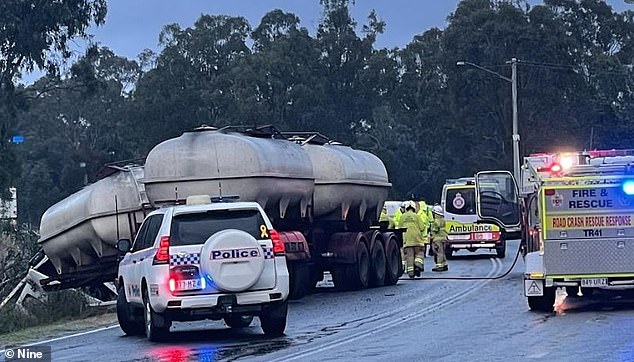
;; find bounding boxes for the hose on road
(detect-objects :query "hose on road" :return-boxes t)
[411,240,523,280]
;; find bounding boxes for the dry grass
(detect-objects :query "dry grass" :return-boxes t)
[1,310,117,346]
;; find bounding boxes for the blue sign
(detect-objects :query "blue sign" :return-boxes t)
[11,135,24,144]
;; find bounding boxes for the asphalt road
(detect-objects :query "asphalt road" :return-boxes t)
[12,240,634,362]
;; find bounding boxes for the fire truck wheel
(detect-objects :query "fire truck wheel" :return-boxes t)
[527,286,556,312]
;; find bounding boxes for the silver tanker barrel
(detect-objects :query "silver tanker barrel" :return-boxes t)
[302,143,390,225]
[38,166,148,275]
[142,126,314,221]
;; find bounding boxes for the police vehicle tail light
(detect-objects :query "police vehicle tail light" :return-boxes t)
[169,278,176,292]
[153,236,170,265]
[270,229,285,256]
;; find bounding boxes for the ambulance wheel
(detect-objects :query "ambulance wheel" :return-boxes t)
[527,286,556,312]
[496,241,506,259]
[445,246,454,260]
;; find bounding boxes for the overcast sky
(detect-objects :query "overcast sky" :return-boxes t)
[21,0,633,83]
[86,0,632,60]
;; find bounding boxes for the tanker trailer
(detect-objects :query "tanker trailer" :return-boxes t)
[143,125,402,299]
[37,164,149,290]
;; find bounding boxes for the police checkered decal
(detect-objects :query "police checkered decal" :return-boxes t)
[262,246,274,259]
[170,253,200,266]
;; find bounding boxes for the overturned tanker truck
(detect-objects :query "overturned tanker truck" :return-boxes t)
[4,125,403,307]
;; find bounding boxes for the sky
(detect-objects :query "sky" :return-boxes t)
[84,0,632,60]
[22,0,634,82]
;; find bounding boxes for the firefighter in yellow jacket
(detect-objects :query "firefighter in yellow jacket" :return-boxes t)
[431,205,448,272]
[417,200,432,255]
[399,200,426,278]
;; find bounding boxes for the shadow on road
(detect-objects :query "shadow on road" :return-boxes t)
[558,290,634,314]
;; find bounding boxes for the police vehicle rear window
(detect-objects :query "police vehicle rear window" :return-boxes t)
[170,209,267,246]
[445,188,476,215]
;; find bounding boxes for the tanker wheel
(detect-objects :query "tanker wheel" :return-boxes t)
[351,241,370,290]
[332,265,351,291]
[332,241,370,291]
[287,261,310,300]
[384,237,401,286]
[369,239,386,287]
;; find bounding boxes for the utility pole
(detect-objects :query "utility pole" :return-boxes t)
[457,58,521,181]
[510,58,520,181]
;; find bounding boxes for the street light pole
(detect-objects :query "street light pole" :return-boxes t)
[457,58,521,181]
[510,58,520,182]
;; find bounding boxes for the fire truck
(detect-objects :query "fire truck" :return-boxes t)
[521,150,634,312]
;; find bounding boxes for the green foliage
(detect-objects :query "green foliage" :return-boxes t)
[9,0,634,225]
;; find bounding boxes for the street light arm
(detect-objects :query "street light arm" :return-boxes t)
[456,61,512,83]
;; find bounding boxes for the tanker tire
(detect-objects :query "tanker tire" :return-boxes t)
[116,285,143,336]
[287,261,310,300]
[224,315,254,328]
[332,265,352,291]
[528,286,556,312]
[351,241,370,290]
[384,237,401,286]
[143,288,170,342]
[369,240,386,287]
[565,286,578,297]
[260,301,288,337]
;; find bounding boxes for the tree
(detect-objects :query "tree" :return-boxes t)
[0,0,107,199]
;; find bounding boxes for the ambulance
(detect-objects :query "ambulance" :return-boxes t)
[522,150,634,312]
[441,174,522,259]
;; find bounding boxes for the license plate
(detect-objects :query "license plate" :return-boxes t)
[581,278,608,288]
[176,279,202,291]
[473,232,493,240]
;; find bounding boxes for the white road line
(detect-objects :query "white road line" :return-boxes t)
[274,257,502,362]
[0,324,120,353]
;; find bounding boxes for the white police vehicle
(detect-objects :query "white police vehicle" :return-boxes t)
[115,195,290,341]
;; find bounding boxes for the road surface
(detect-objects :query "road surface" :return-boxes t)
[12,241,634,361]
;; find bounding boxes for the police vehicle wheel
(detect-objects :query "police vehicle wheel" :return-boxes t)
[143,288,170,341]
[224,315,254,328]
[369,240,386,287]
[116,285,143,336]
[260,301,288,337]
[527,286,556,312]
[383,236,401,286]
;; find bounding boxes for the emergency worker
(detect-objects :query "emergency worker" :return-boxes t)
[430,205,448,272]
[417,200,432,255]
[379,205,389,226]
[399,201,426,278]
[391,201,407,228]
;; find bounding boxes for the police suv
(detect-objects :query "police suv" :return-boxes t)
[115,195,290,341]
